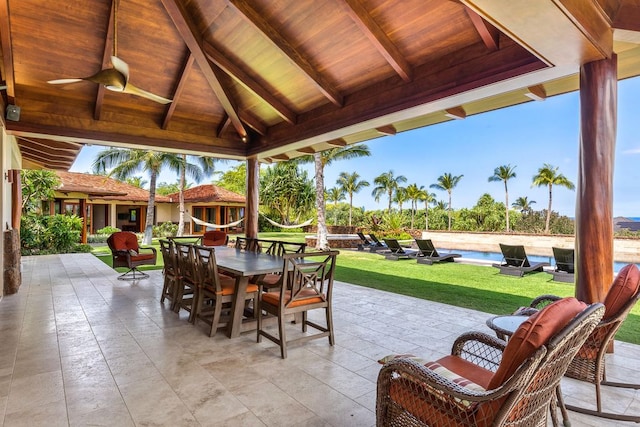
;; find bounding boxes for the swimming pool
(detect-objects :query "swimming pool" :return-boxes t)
[450,249,630,273]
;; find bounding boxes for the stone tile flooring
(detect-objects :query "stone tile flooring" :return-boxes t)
[0,253,638,426]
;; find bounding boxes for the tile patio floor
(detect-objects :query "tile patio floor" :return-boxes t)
[0,253,638,426]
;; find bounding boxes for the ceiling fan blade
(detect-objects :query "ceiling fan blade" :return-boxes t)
[47,78,84,85]
[110,56,130,83]
[123,83,172,104]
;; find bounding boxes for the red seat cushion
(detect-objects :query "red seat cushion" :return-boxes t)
[262,289,324,308]
[112,232,139,252]
[202,231,227,246]
[488,297,586,389]
[130,253,155,262]
[603,264,640,319]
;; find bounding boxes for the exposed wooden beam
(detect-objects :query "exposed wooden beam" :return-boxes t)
[160,0,248,141]
[17,140,78,159]
[375,125,396,136]
[444,106,466,119]
[163,53,194,130]
[202,41,296,124]
[0,0,16,102]
[94,0,116,121]
[238,111,267,136]
[341,0,412,82]
[18,148,73,167]
[19,137,82,152]
[326,138,347,147]
[525,84,546,101]
[271,154,289,160]
[226,0,343,107]
[297,147,316,154]
[612,3,640,32]
[216,114,232,138]
[464,6,499,51]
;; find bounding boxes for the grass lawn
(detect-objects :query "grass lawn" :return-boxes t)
[90,232,639,345]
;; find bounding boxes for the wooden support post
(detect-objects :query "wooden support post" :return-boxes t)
[79,199,87,244]
[10,170,21,230]
[245,156,259,239]
[576,54,617,304]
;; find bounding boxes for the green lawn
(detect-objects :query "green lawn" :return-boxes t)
[91,232,639,344]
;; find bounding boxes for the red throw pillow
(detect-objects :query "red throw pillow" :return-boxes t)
[112,232,139,252]
[488,297,586,389]
[603,264,640,319]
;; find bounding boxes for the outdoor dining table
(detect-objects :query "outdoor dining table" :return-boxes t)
[212,246,285,338]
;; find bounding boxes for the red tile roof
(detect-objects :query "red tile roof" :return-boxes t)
[55,171,169,202]
[166,184,245,204]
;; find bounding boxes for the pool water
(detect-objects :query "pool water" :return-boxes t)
[450,249,630,273]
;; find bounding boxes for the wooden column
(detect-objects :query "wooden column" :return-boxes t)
[575,54,617,303]
[79,199,87,244]
[245,157,259,239]
[10,170,21,230]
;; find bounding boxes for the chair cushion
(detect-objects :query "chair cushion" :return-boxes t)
[603,264,640,319]
[202,231,227,246]
[111,232,139,252]
[130,253,155,262]
[261,289,324,308]
[488,297,586,389]
[378,354,429,365]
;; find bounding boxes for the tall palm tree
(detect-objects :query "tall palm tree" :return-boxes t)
[512,196,536,214]
[532,163,575,233]
[336,172,369,227]
[430,173,463,231]
[405,184,423,229]
[393,186,407,214]
[488,164,517,232]
[297,144,371,249]
[171,154,216,236]
[417,188,436,230]
[124,176,148,188]
[372,170,407,214]
[325,186,345,224]
[92,148,180,245]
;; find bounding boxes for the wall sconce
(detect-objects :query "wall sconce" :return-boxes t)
[4,171,12,183]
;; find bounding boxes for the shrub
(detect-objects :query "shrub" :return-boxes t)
[20,213,83,255]
[96,226,120,235]
[87,234,109,243]
[153,221,177,238]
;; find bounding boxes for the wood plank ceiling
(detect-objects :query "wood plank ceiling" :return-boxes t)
[1,0,640,169]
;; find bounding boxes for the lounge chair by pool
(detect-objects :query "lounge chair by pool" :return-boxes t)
[549,247,575,283]
[382,239,417,260]
[492,243,549,277]
[414,239,461,265]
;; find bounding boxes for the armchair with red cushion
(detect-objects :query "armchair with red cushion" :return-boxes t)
[200,230,228,246]
[377,298,604,427]
[106,231,157,280]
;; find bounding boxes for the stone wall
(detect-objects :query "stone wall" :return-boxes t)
[305,236,361,248]
[4,229,21,294]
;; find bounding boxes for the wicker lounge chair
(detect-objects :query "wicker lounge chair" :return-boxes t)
[414,239,461,265]
[513,264,640,422]
[377,298,604,427]
[491,243,549,277]
[548,247,575,283]
[383,239,418,260]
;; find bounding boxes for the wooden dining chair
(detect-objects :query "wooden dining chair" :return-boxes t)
[173,242,198,322]
[256,240,307,291]
[235,237,260,252]
[159,239,179,309]
[257,250,338,358]
[192,245,259,337]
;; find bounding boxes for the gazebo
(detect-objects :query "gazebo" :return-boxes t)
[1,0,637,303]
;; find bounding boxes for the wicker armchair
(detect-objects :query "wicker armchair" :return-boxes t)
[106,231,157,280]
[515,263,640,422]
[376,300,604,427]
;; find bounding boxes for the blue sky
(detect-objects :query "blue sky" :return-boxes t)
[70,76,640,217]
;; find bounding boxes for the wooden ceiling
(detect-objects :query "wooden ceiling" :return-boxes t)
[2,0,640,169]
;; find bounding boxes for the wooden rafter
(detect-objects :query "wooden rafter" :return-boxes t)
[160,0,248,142]
[376,125,396,136]
[19,137,82,152]
[271,154,289,160]
[326,138,347,147]
[202,41,296,124]
[525,84,546,101]
[216,114,231,138]
[0,0,15,103]
[341,0,412,82]
[18,139,79,158]
[94,0,116,121]
[18,147,73,166]
[464,5,499,51]
[163,53,194,130]
[226,0,342,107]
[238,111,267,136]
[297,147,316,154]
[444,106,466,119]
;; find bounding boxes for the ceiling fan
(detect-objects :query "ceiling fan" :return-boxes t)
[47,0,172,105]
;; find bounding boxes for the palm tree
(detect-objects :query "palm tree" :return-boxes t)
[512,196,536,214]
[393,186,407,214]
[92,148,180,245]
[336,172,369,227]
[372,170,407,214]
[532,163,575,233]
[405,184,423,229]
[488,164,517,232]
[124,176,148,188]
[430,173,463,231]
[296,144,371,249]
[325,186,345,224]
[171,154,216,236]
[418,189,437,230]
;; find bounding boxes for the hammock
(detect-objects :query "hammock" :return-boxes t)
[261,214,313,229]
[185,212,244,229]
